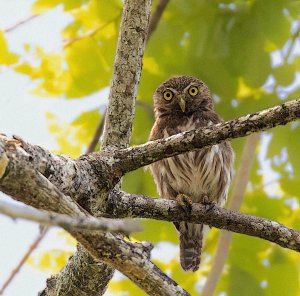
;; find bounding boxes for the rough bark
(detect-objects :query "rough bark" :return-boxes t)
[87,0,170,153]
[109,99,300,174]
[0,136,189,296]
[2,96,300,294]
[101,0,151,148]
[41,246,114,296]
[46,1,153,294]
[106,191,300,251]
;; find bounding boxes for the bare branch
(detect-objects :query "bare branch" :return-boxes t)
[147,0,170,41]
[88,0,168,153]
[109,99,300,173]
[4,14,39,33]
[63,15,120,48]
[101,0,151,148]
[106,190,300,252]
[202,134,260,296]
[0,199,140,233]
[86,109,106,153]
[0,227,48,295]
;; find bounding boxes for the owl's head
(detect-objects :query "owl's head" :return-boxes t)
[153,76,213,118]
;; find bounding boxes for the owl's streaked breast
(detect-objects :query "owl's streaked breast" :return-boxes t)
[149,116,233,205]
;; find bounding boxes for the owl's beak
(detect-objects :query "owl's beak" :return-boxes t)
[177,95,186,112]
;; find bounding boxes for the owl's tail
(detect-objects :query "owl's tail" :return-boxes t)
[178,222,204,272]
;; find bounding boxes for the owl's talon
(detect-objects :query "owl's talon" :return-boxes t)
[201,197,216,212]
[176,193,193,214]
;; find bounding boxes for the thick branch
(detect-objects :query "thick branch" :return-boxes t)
[109,99,300,173]
[0,135,115,295]
[87,0,169,153]
[0,199,140,233]
[101,0,151,148]
[106,191,300,252]
[1,104,187,295]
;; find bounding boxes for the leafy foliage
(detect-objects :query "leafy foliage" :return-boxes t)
[2,0,300,294]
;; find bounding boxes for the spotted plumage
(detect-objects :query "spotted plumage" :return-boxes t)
[149,76,234,272]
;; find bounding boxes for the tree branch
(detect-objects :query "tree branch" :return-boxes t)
[101,0,151,148]
[147,0,170,41]
[0,227,48,295]
[4,14,39,33]
[108,99,300,174]
[0,137,189,296]
[105,190,300,252]
[0,199,140,233]
[88,0,169,153]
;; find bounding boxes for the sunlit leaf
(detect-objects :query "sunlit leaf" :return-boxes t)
[0,31,18,66]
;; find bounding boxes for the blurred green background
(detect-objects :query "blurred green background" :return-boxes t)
[1,0,300,295]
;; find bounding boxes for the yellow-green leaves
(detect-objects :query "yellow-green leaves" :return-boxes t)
[64,38,111,97]
[0,31,18,66]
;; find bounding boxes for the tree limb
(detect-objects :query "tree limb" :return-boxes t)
[0,135,115,296]
[109,99,300,174]
[0,137,189,296]
[101,0,151,148]
[105,190,300,252]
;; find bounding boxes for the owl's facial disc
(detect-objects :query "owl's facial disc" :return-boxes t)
[177,94,186,112]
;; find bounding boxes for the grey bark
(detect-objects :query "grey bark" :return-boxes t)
[107,190,300,251]
[101,0,151,148]
[0,136,189,295]
[109,99,300,174]
[1,100,300,294]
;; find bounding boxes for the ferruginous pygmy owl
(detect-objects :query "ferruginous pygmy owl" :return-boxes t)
[149,76,234,272]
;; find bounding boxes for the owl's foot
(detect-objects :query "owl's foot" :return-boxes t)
[176,193,193,214]
[202,195,216,212]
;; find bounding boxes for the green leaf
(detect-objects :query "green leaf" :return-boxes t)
[265,250,299,296]
[64,38,111,97]
[273,64,296,86]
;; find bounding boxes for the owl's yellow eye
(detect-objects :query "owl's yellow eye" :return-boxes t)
[188,86,199,96]
[163,90,174,101]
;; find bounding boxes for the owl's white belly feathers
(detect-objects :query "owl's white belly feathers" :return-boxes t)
[151,118,232,206]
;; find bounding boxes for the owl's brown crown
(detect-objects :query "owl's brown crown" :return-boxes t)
[153,75,213,118]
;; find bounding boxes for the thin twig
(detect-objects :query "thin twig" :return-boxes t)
[147,0,170,41]
[87,0,170,152]
[0,199,140,233]
[86,109,106,153]
[0,227,48,295]
[4,14,39,33]
[63,15,121,48]
[201,134,260,296]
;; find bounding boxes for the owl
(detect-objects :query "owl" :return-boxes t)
[149,76,234,272]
